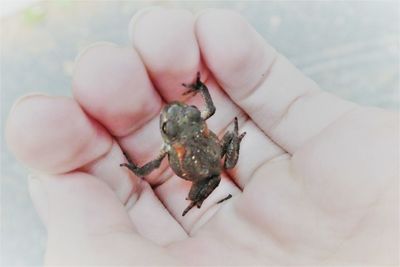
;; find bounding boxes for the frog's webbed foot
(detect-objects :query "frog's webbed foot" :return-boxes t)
[182,175,222,216]
[120,151,140,173]
[183,194,233,216]
[181,71,203,97]
[182,72,216,120]
[221,117,246,169]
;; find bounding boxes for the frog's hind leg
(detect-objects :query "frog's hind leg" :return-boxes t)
[182,175,221,216]
[221,117,246,169]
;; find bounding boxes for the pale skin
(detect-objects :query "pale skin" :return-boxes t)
[5,8,398,266]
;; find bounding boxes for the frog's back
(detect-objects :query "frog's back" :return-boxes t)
[168,131,221,182]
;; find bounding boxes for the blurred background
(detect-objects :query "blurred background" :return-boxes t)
[1,1,398,266]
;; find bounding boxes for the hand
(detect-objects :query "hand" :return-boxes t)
[6,8,398,265]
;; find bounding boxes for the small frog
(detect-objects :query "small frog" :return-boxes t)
[120,72,246,216]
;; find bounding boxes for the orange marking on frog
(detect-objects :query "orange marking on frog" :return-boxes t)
[173,143,187,177]
[173,143,186,165]
[202,124,209,137]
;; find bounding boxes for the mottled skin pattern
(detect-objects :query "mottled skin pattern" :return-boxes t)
[121,73,246,216]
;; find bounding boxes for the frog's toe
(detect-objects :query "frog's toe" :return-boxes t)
[182,89,198,97]
[239,131,247,141]
[216,194,232,204]
[196,200,204,208]
[182,201,196,216]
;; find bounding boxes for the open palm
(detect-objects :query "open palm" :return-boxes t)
[6,8,398,265]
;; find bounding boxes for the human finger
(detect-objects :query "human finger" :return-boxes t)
[30,172,177,265]
[72,43,169,185]
[6,94,186,244]
[5,95,138,204]
[5,95,112,174]
[72,43,188,240]
[195,9,357,153]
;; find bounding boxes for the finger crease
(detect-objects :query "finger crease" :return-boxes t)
[248,152,290,185]
[268,90,320,134]
[236,52,278,103]
[116,104,164,139]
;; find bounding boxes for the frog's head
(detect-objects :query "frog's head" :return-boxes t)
[160,102,202,143]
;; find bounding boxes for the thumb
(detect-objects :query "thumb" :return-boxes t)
[29,172,176,265]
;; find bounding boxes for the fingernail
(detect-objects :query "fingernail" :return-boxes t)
[74,41,118,67]
[128,7,163,43]
[9,93,48,115]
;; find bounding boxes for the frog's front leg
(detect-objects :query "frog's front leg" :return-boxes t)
[120,149,167,177]
[221,117,246,169]
[182,175,221,216]
[182,72,216,120]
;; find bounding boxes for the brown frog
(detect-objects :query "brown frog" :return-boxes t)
[120,72,246,216]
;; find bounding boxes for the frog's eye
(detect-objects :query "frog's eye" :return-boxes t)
[187,106,201,121]
[162,122,168,134]
[162,121,178,137]
[167,104,180,116]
